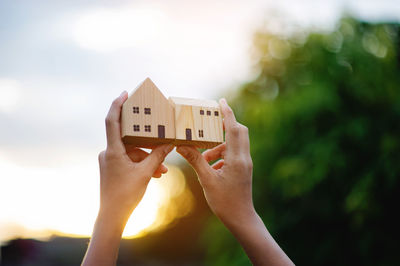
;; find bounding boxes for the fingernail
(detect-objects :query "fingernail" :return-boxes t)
[219,98,227,105]
[120,91,127,97]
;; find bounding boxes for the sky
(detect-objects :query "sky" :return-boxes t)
[0,0,399,242]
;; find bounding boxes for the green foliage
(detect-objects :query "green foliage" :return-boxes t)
[205,18,400,265]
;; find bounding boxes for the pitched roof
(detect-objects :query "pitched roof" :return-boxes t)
[129,77,168,100]
[169,97,219,108]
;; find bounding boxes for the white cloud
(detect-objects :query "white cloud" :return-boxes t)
[0,78,22,113]
[1,0,400,244]
[71,6,167,52]
[66,1,258,100]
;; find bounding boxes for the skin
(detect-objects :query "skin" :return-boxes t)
[82,92,174,266]
[82,93,294,266]
[176,98,294,266]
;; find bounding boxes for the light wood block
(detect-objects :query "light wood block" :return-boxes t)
[121,78,224,149]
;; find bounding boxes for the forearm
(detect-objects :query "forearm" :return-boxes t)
[82,209,127,266]
[222,210,294,266]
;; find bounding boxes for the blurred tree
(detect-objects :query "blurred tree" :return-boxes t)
[204,18,400,265]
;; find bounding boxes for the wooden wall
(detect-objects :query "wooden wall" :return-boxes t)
[171,101,223,144]
[121,79,175,141]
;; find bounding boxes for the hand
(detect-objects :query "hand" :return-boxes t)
[98,91,174,222]
[176,98,254,226]
[82,92,173,266]
[177,99,294,266]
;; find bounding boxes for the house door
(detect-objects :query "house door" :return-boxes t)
[185,128,192,141]
[158,125,165,139]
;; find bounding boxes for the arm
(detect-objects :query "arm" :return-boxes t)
[82,92,174,266]
[176,98,294,266]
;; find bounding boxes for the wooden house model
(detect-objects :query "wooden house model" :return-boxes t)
[121,78,224,149]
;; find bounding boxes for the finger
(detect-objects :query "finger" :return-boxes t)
[212,159,224,170]
[202,143,226,162]
[126,146,168,171]
[138,144,174,177]
[176,146,214,187]
[237,123,251,154]
[153,172,162,178]
[219,98,237,128]
[105,91,128,152]
[129,148,169,175]
[219,98,241,155]
[126,143,159,150]
[125,144,139,153]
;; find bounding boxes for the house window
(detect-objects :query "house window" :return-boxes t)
[133,107,139,114]
[145,125,151,132]
[144,108,151,115]
[198,130,204,138]
[207,110,211,116]
[214,111,219,116]
[133,125,140,131]
[200,110,204,115]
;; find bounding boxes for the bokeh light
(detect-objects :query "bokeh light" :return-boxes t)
[0,155,193,243]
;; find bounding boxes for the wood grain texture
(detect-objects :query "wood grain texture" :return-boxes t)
[121,78,175,146]
[121,78,223,148]
[169,97,223,145]
[122,136,174,148]
[173,139,222,149]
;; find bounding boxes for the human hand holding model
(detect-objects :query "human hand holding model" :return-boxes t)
[82,92,173,266]
[82,94,293,266]
[177,99,294,266]
[177,98,254,224]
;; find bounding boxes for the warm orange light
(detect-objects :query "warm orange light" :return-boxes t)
[123,165,194,238]
[0,154,193,243]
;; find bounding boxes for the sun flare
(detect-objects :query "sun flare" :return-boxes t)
[0,153,193,243]
[124,165,193,238]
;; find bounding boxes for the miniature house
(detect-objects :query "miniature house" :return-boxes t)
[121,78,223,149]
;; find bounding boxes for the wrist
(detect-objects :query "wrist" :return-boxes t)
[97,205,130,233]
[217,205,259,232]
[83,206,128,265]
[219,209,294,266]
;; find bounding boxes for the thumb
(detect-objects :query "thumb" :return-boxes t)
[176,146,214,186]
[139,144,174,177]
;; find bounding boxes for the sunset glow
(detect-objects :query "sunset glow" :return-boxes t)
[2,0,398,253]
[0,153,193,243]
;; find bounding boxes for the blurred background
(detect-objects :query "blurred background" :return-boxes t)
[1,0,399,265]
